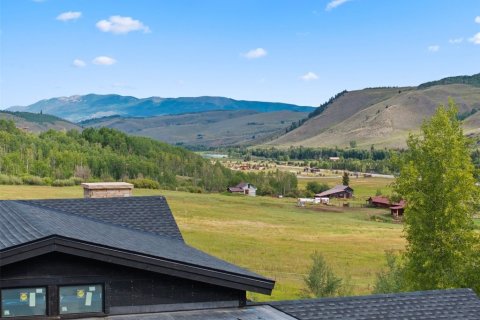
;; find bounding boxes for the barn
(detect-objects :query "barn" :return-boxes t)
[367,195,391,208]
[315,185,354,199]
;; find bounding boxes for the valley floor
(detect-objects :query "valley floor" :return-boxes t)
[0,184,406,301]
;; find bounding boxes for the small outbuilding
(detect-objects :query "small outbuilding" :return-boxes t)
[315,185,353,199]
[390,200,406,219]
[227,182,257,197]
[367,196,391,208]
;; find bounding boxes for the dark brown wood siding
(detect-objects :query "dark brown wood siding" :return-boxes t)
[0,252,246,318]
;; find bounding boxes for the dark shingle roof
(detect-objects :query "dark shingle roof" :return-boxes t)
[315,185,353,197]
[0,198,274,293]
[84,305,296,320]
[20,196,183,241]
[268,289,480,320]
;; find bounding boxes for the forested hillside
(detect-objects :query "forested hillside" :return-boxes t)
[0,120,297,195]
[0,110,80,132]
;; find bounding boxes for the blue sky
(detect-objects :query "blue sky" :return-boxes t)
[0,0,479,108]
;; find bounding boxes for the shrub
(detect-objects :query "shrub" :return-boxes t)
[187,186,203,193]
[127,178,160,189]
[21,175,46,185]
[302,251,343,298]
[373,251,406,294]
[71,177,83,185]
[0,174,22,185]
[306,181,329,194]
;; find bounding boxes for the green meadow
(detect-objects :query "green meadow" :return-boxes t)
[0,182,404,301]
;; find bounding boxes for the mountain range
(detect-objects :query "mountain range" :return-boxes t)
[3,73,480,149]
[8,95,313,122]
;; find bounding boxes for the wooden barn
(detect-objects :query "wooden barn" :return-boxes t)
[367,196,391,208]
[315,185,354,199]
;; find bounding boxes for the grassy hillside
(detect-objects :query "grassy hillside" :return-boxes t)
[0,110,80,132]
[80,110,308,147]
[267,81,480,148]
[9,94,313,122]
[0,183,404,301]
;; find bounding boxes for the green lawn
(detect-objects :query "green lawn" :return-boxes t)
[0,185,404,301]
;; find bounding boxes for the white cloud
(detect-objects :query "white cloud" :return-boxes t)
[72,59,86,68]
[469,32,480,44]
[92,56,117,65]
[243,48,267,59]
[326,0,351,11]
[448,38,463,44]
[96,16,150,34]
[56,11,82,22]
[300,72,319,81]
[475,16,480,24]
[428,45,440,52]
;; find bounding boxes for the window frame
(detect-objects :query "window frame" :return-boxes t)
[0,286,48,319]
[57,283,105,317]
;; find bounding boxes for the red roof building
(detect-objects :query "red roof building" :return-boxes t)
[367,196,391,208]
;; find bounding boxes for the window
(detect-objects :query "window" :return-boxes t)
[59,284,103,315]
[1,287,47,318]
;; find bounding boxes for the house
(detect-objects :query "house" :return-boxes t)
[0,196,273,319]
[390,200,406,218]
[0,189,479,319]
[315,185,354,199]
[227,182,257,196]
[367,195,391,208]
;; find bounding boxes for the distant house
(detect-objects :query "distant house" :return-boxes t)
[367,196,391,208]
[390,200,406,218]
[329,157,340,161]
[315,185,353,199]
[227,182,257,196]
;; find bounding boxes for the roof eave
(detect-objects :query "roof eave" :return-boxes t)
[0,235,275,295]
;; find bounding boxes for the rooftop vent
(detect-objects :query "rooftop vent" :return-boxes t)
[81,182,134,199]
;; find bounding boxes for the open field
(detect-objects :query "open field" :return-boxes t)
[0,185,404,301]
[298,176,395,201]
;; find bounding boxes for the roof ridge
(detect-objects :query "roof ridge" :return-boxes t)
[266,288,477,305]
[14,200,184,243]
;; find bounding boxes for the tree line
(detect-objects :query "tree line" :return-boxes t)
[0,120,298,195]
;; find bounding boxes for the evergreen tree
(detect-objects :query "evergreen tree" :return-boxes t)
[342,171,349,186]
[395,100,480,293]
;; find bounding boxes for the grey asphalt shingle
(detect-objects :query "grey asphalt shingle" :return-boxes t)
[21,196,183,241]
[0,200,269,282]
[268,289,480,320]
[82,306,296,320]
